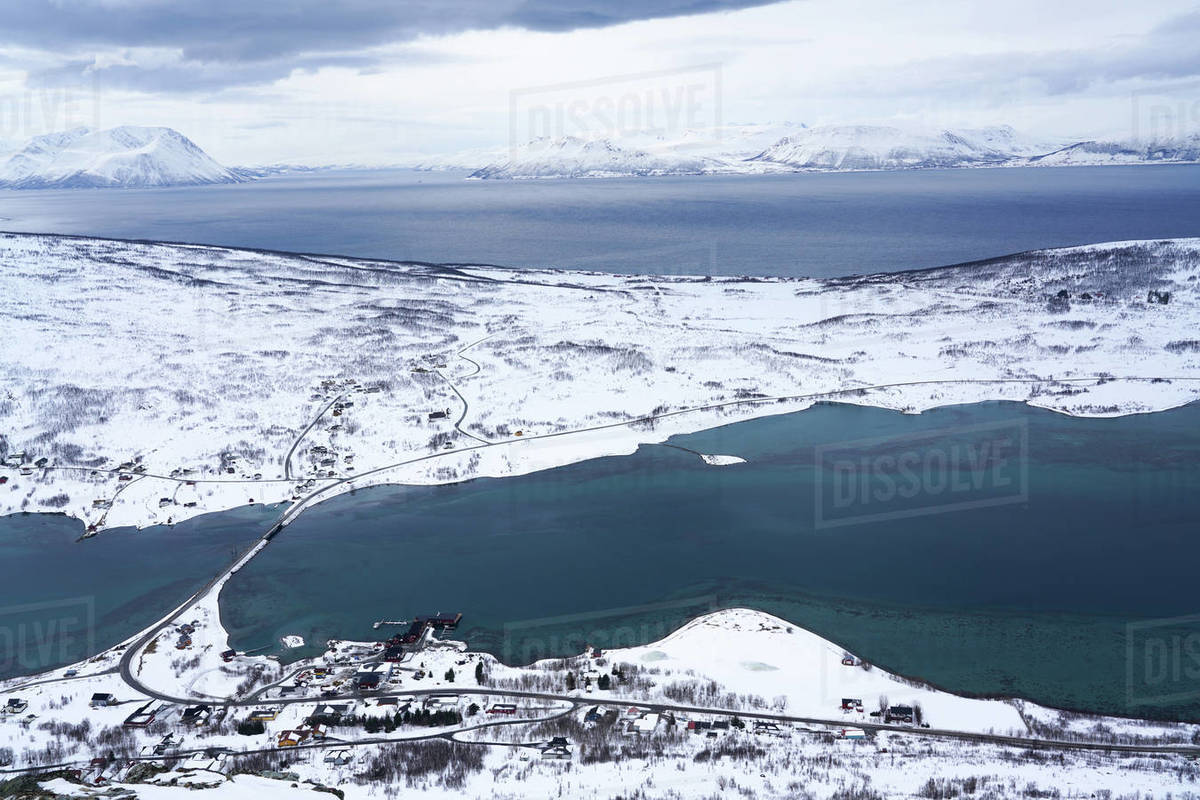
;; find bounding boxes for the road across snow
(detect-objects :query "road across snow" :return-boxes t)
[1,233,1198,532]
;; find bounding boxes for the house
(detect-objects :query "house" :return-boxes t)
[123,702,157,727]
[841,698,863,711]
[754,721,784,737]
[0,476,7,485]
[89,692,116,708]
[632,713,660,734]
[841,656,857,667]
[324,750,353,766]
[428,409,450,421]
[540,745,571,760]
[839,728,866,740]
[221,649,237,662]
[248,707,279,721]
[1148,289,1172,305]
[277,730,309,748]
[487,703,517,715]
[886,705,914,724]
[153,733,183,755]
[181,705,211,726]
[310,703,350,722]
[355,663,391,691]
[426,694,459,709]
[92,499,111,508]
[158,498,173,508]
[4,698,28,714]
[546,736,569,749]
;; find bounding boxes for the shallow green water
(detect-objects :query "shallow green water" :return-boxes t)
[218,401,1200,721]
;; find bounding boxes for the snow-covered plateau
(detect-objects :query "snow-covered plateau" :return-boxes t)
[0,127,243,189]
[1,232,1198,534]
[1,607,1197,799]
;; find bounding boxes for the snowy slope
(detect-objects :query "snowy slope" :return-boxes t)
[1027,134,1200,167]
[749,124,1055,170]
[1,234,1198,533]
[467,136,715,179]
[445,123,1200,178]
[419,122,804,176]
[0,126,244,189]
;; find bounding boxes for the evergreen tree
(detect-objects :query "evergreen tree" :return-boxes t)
[475,660,485,684]
[565,671,576,691]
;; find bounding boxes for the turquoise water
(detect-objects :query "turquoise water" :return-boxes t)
[218,401,1200,721]
[0,505,272,678]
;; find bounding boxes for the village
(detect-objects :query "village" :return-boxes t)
[4,607,1199,799]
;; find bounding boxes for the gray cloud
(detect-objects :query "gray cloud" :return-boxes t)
[3,0,781,92]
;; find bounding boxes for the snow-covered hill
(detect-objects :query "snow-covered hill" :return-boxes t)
[416,122,805,176]
[750,125,1056,170]
[447,123,1200,179]
[0,126,244,189]
[467,136,717,179]
[1,233,1197,532]
[1027,134,1200,167]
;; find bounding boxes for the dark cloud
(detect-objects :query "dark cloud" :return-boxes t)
[2,0,781,92]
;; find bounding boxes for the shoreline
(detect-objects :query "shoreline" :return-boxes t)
[4,396,1200,726]
[6,379,1199,537]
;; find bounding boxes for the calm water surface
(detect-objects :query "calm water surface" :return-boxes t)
[219,401,1200,720]
[2,165,1199,276]
[0,505,271,679]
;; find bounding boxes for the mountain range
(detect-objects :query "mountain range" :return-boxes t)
[2,123,1198,189]
[425,124,1200,179]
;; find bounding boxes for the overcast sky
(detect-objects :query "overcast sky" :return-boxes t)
[1,0,1198,164]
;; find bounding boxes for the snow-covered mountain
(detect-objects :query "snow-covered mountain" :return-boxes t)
[467,136,720,179]
[417,122,806,176]
[0,126,244,189]
[749,124,1060,170]
[1027,134,1200,167]
[447,123,1200,179]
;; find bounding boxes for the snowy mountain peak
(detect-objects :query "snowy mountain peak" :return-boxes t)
[0,125,244,189]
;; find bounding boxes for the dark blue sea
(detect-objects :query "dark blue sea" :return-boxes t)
[2,165,1198,276]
